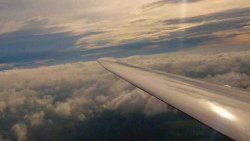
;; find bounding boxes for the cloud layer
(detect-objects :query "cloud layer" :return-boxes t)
[0,50,248,140]
[0,59,169,141]
[0,0,250,68]
[121,50,250,91]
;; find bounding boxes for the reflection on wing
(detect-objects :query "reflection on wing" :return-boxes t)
[97,58,250,141]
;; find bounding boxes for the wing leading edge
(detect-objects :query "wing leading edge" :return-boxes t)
[97,58,250,141]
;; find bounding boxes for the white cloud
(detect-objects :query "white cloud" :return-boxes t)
[25,111,45,126]
[120,50,250,90]
[54,102,72,117]
[0,101,6,112]
[0,61,166,120]
[144,97,169,116]
[0,49,249,140]
[0,50,249,122]
[11,123,28,141]
[106,89,149,113]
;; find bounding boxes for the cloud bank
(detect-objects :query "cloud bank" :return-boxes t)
[121,50,250,91]
[0,50,248,140]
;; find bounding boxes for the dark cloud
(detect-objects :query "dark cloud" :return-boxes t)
[166,18,249,40]
[0,28,104,65]
[143,0,203,10]
[163,8,250,25]
[161,8,250,42]
[80,8,250,60]
[166,0,203,4]
[139,8,250,52]
[28,111,229,141]
[0,31,80,63]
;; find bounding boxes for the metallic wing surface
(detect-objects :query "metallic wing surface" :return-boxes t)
[97,58,250,141]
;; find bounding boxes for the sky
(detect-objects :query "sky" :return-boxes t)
[0,0,250,69]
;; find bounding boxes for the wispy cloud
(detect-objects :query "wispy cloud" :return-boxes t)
[163,8,250,25]
[0,0,250,68]
[142,0,203,10]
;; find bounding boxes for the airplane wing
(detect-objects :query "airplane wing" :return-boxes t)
[97,58,250,141]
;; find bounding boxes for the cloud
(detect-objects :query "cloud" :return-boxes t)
[0,49,249,140]
[0,136,10,141]
[0,50,249,122]
[0,31,82,63]
[0,1,249,140]
[206,72,250,90]
[1,7,249,68]
[0,101,6,112]
[144,97,170,116]
[78,113,86,121]
[11,123,28,141]
[0,58,170,139]
[106,89,149,113]
[165,0,203,4]
[0,1,249,68]
[164,8,250,37]
[143,0,203,10]
[121,50,250,90]
[0,61,166,119]
[156,8,250,50]
[25,111,45,126]
[163,8,250,25]
[54,102,72,117]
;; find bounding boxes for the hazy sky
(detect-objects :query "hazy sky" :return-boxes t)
[0,0,250,68]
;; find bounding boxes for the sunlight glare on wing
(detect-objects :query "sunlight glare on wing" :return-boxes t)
[208,102,236,121]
